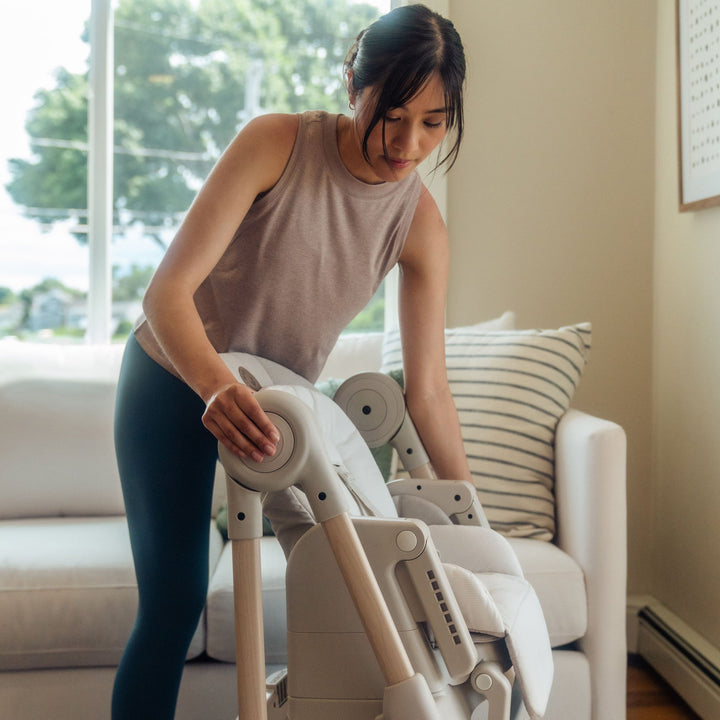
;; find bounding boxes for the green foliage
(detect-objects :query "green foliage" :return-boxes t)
[345,285,385,332]
[113,320,135,339]
[346,298,385,332]
[5,0,380,250]
[0,287,16,306]
[112,263,155,301]
[6,69,89,227]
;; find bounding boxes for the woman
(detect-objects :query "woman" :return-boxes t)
[112,4,471,718]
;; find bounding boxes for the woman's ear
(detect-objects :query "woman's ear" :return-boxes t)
[346,69,357,110]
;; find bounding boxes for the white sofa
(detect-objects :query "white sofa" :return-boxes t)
[0,329,627,720]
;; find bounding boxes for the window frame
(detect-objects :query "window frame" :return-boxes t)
[87,0,114,343]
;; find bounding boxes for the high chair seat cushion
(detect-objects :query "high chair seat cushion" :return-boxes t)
[430,526,587,647]
[429,526,555,717]
[259,383,398,556]
[441,564,505,635]
[490,572,554,719]
[443,562,554,719]
[429,525,524,576]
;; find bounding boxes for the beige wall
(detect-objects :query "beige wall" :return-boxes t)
[445,1,657,593]
[653,1,720,649]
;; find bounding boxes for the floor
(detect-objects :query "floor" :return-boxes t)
[627,655,702,720]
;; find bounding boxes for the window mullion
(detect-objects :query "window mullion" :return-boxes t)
[87,0,114,344]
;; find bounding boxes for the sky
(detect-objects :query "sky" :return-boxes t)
[0,1,149,293]
[0,0,389,294]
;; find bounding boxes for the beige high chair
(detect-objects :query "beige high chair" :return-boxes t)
[217,354,554,720]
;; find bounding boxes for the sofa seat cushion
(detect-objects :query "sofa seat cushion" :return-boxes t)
[508,538,587,647]
[0,517,224,670]
[206,537,288,664]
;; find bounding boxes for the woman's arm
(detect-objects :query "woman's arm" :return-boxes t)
[142,114,299,461]
[397,186,471,482]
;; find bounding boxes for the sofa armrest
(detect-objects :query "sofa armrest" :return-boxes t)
[554,408,627,720]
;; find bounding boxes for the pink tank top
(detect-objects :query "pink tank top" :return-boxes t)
[135,110,422,382]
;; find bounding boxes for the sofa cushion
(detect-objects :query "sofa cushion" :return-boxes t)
[0,339,124,383]
[384,322,591,541]
[0,378,124,519]
[206,537,288,664]
[508,538,587,647]
[380,311,517,371]
[317,331,384,383]
[0,517,224,670]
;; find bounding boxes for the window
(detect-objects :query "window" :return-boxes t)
[1,0,390,343]
[0,2,91,341]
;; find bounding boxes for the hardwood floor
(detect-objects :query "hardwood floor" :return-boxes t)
[627,655,701,719]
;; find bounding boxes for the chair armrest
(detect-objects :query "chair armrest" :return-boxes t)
[555,408,627,720]
[289,516,478,684]
[387,478,489,527]
[392,521,479,683]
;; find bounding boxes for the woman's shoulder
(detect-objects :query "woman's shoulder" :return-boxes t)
[240,113,300,151]
[216,114,301,195]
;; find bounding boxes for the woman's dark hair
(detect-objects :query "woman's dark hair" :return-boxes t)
[343,3,466,172]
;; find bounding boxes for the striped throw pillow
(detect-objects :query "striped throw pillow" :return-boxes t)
[380,312,517,371]
[382,323,591,541]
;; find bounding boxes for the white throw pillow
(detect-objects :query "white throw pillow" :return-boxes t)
[382,321,591,541]
[318,331,384,382]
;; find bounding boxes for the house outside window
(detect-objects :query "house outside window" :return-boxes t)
[0,0,391,343]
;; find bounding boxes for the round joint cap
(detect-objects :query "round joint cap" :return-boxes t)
[334,373,405,448]
[473,673,493,692]
[395,530,419,553]
[240,412,293,475]
[218,411,297,492]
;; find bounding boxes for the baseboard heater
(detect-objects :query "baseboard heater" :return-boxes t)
[638,604,720,720]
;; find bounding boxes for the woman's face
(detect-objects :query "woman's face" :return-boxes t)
[351,72,448,184]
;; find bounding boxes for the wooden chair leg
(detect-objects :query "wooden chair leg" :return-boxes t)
[322,512,414,687]
[231,537,267,720]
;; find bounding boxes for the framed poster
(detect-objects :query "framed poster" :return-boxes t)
[677,0,720,211]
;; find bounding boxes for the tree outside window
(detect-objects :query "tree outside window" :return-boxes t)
[1,0,387,342]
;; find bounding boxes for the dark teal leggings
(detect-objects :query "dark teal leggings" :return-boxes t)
[111,335,218,719]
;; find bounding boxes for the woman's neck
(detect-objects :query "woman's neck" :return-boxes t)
[335,114,385,185]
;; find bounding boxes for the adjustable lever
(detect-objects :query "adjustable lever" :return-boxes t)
[388,478,490,528]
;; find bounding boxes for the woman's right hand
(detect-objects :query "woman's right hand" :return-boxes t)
[202,383,280,462]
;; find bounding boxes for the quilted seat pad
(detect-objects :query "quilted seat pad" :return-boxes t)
[430,526,587,648]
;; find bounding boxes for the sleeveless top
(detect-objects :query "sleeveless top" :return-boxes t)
[134,110,423,382]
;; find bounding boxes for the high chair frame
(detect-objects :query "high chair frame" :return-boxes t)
[219,388,446,720]
[218,375,553,720]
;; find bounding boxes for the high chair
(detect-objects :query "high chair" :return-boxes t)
[217,353,554,720]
